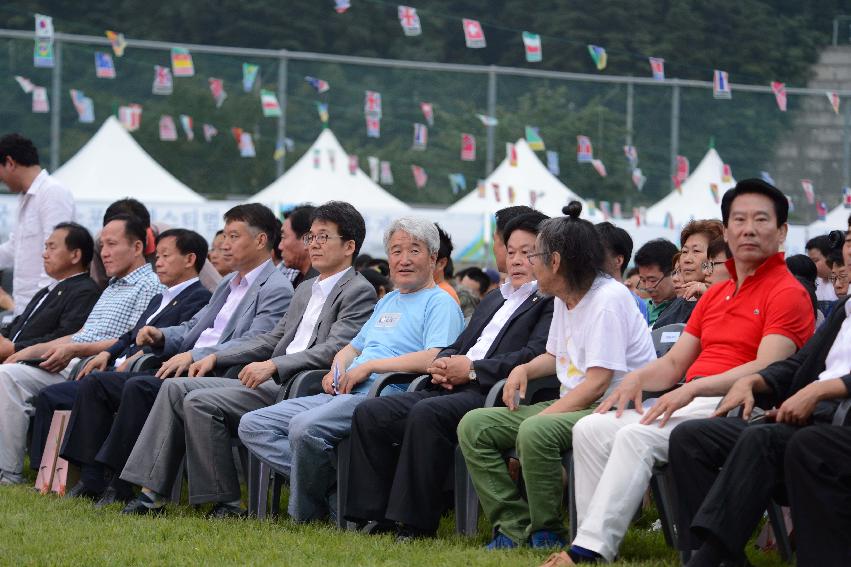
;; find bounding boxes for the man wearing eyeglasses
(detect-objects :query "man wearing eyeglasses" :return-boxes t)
[633,239,679,326]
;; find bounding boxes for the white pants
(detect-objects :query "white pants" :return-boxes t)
[572,396,721,561]
[0,363,72,474]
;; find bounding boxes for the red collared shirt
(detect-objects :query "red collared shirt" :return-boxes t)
[683,252,814,381]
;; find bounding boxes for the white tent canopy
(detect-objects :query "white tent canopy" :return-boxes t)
[447,138,602,220]
[809,203,850,233]
[250,129,411,213]
[53,116,206,204]
[645,148,734,227]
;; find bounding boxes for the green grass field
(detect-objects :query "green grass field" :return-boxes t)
[0,479,787,566]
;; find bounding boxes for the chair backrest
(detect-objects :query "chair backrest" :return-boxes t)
[651,323,686,358]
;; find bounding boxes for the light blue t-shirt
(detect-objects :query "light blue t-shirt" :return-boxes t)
[348,285,465,394]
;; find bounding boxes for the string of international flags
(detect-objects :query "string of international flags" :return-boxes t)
[16,11,851,213]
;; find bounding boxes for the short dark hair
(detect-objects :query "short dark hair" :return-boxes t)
[537,202,605,293]
[311,201,366,259]
[494,206,535,239]
[105,213,147,246]
[103,198,150,228]
[223,203,278,250]
[721,178,788,227]
[786,254,817,286]
[435,223,453,261]
[634,238,679,273]
[354,254,373,271]
[53,222,94,268]
[806,235,832,257]
[0,133,39,166]
[366,258,389,276]
[283,205,316,238]
[595,221,634,277]
[271,218,283,262]
[707,237,732,260]
[156,228,208,273]
[827,249,845,269]
[462,266,491,296]
[503,211,549,244]
[625,266,639,279]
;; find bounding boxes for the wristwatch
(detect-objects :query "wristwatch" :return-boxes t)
[468,361,478,382]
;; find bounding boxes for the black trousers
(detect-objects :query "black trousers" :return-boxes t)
[668,417,797,556]
[59,372,161,475]
[785,425,851,567]
[29,380,81,470]
[344,386,485,533]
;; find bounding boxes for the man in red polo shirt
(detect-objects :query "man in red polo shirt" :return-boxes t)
[542,179,814,566]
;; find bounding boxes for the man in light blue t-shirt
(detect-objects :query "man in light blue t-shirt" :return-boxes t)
[239,217,464,523]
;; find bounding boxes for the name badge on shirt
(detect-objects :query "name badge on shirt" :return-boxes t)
[376,312,401,328]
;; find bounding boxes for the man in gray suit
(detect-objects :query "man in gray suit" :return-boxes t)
[120,202,374,516]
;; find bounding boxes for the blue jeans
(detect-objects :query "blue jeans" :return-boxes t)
[238,393,365,522]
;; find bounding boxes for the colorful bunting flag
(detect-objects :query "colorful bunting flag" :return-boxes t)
[420,102,434,126]
[492,183,501,202]
[477,179,486,198]
[33,40,54,68]
[632,168,646,191]
[721,163,732,183]
[591,159,607,177]
[529,190,539,209]
[663,212,675,230]
[599,201,611,220]
[786,195,795,214]
[522,32,542,63]
[633,207,642,227]
[283,138,295,152]
[274,140,286,161]
[348,154,359,175]
[118,104,142,131]
[546,151,559,175]
[159,115,178,141]
[506,143,517,166]
[209,78,227,108]
[713,70,731,99]
[316,102,329,124]
[801,179,815,204]
[94,52,116,78]
[448,173,466,195]
[649,57,665,80]
[366,116,381,138]
[613,202,623,219]
[327,149,336,170]
[179,115,194,141]
[31,87,49,113]
[462,19,486,48]
[623,145,638,168]
[152,66,173,95]
[312,149,321,169]
[674,155,690,188]
[305,76,330,93]
[828,91,840,115]
[771,81,787,112]
[398,6,422,36]
[69,89,94,123]
[816,201,828,221]
[587,45,607,70]
[231,127,243,144]
[380,161,394,184]
[507,186,516,204]
[368,156,380,182]
[411,165,428,188]
[242,63,259,92]
[760,171,775,185]
[577,135,593,163]
[203,123,218,142]
[334,0,351,13]
[171,47,195,77]
[476,114,498,126]
[710,183,720,204]
[260,90,282,117]
[239,132,256,158]
[105,30,126,57]
[14,76,34,94]
[364,90,382,117]
[525,126,545,151]
[413,123,428,150]
[844,187,851,209]
[35,14,54,39]
[461,133,476,161]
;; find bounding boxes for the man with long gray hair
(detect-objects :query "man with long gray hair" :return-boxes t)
[239,216,465,523]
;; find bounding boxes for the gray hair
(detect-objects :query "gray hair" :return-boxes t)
[383,216,440,255]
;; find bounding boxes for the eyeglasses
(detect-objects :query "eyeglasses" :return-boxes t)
[829,273,848,284]
[526,251,550,266]
[302,233,344,246]
[637,273,670,292]
[701,260,725,275]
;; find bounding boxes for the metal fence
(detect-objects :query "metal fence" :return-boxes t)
[2,28,851,222]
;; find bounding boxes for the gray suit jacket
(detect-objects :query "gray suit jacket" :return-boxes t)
[214,267,376,385]
[158,260,293,360]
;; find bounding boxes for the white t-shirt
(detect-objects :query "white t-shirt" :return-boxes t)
[546,275,656,399]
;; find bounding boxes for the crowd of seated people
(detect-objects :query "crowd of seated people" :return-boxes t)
[1,179,850,566]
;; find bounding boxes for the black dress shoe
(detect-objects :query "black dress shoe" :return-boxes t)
[66,481,102,500]
[121,495,165,516]
[207,503,247,519]
[94,486,132,509]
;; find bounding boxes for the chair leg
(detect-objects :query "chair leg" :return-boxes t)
[247,452,261,516]
[767,502,793,563]
[454,445,479,536]
[170,457,186,504]
[336,437,355,530]
[256,461,271,520]
[564,450,578,542]
[271,473,284,518]
[649,464,678,549]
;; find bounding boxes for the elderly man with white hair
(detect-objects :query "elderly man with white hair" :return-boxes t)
[238,216,465,523]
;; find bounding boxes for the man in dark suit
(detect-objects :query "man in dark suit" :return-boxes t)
[667,227,851,567]
[119,201,376,517]
[0,222,100,361]
[344,211,554,538]
[31,229,211,493]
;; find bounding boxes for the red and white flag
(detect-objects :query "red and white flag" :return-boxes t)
[801,179,815,204]
[673,155,689,188]
[152,66,173,95]
[420,102,434,126]
[649,57,665,80]
[209,78,227,108]
[203,123,218,142]
[492,183,501,202]
[461,133,476,161]
[411,165,428,189]
[771,81,787,112]
[364,90,382,117]
[591,159,607,177]
[462,19,486,48]
[365,116,381,138]
[367,156,380,182]
[31,86,49,113]
[398,6,421,36]
[239,132,256,158]
[179,115,194,141]
[828,91,840,115]
[413,123,428,150]
[632,168,646,191]
[380,161,394,184]
[348,154,359,175]
[722,163,732,183]
[159,115,178,141]
[118,104,142,131]
[506,143,518,166]
[577,135,593,162]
